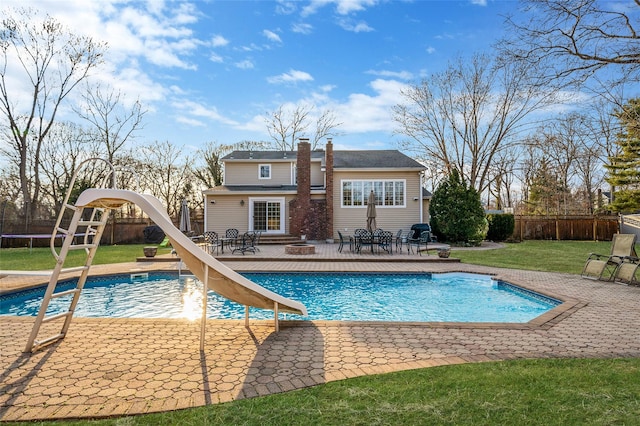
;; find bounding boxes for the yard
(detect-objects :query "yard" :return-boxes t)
[1,240,639,425]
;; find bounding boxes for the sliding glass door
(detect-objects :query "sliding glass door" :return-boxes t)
[250,198,285,233]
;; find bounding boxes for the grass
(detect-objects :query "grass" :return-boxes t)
[3,239,640,425]
[451,240,617,275]
[0,244,173,271]
[0,240,616,273]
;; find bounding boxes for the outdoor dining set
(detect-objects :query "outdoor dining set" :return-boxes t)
[337,225,437,256]
[202,228,261,255]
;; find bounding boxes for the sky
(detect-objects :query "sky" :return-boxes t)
[4,0,525,155]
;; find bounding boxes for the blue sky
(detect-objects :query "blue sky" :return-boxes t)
[7,0,521,154]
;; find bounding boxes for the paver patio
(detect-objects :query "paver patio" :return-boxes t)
[1,243,639,421]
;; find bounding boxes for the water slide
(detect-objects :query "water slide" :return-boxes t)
[75,188,308,317]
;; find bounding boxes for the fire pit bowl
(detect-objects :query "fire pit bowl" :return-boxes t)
[284,244,315,255]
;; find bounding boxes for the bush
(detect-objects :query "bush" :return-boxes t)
[486,214,515,241]
[429,170,486,244]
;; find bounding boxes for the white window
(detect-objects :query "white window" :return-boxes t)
[258,164,271,179]
[341,180,406,207]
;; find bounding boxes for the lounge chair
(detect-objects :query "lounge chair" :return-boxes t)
[582,233,638,281]
[614,256,640,285]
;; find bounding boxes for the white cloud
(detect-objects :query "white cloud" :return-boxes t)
[210,52,224,63]
[171,99,239,126]
[470,0,487,6]
[292,22,314,34]
[235,60,255,69]
[263,29,282,43]
[302,0,378,16]
[332,79,408,133]
[176,116,207,127]
[267,69,314,84]
[366,70,414,80]
[426,46,436,54]
[338,18,374,32]
[212,35,229,47]
[335,0,378,15]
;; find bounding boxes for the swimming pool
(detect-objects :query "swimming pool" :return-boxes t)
[0,272,560,323]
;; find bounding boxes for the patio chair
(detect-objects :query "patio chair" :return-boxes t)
[232,232,256,255]
[407,230,431,256]
[614,256,640,285]
[251,230,262,251]
[225,228,239,248]
[337,230,353,253]
[394,229,404,251]
[202,231,221,255]
[582,233,638,281]
[354,228,373,253]
[377,230,393,254]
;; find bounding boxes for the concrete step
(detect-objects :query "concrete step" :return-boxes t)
[258,234,303,245]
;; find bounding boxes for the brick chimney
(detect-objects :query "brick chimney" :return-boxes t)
[289,139,311,238]
[297,139,311,206]
[325,139,334,241]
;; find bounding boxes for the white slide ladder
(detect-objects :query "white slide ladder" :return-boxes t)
[24,204,108,352]
[24,159,115,353]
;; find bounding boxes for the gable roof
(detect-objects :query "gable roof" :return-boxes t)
[222,150,325,161]
[334,150,424,170]
[223,149,424,170]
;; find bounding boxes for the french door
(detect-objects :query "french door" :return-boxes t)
[250,198,285,234]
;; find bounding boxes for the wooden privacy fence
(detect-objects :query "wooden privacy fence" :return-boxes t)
[0,216,623,247]
[0,219,205,248]
[513,216,620,241]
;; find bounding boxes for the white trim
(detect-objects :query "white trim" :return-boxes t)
[249,197,286,234]
[290,162,296,185]
[258,164,271,180]
[340,179,407,208]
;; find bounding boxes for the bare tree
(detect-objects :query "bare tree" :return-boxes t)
[38,121,100,213]
[265,103,341,150]
[393,53,555,193]
[0,8,105,228]
[193,142,226,188]
[74,83,146,163]
[501,0,640,87]
[138,141,194,218]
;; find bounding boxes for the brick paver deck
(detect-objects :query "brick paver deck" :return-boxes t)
[1,243,639,421]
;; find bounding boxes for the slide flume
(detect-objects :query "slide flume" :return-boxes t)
[75,188,307,316]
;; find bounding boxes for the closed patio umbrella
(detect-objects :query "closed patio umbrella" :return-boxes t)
[366,190,377,232]
[179,199,192,235]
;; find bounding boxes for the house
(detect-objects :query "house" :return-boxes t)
[203,139,429,241]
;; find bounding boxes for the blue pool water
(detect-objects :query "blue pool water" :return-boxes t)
[0,272,560,323]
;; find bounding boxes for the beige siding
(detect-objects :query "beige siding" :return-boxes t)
[205,193,296,235]
[331,170,424,240]
[224,161,294,185]
[205,195,251,235]
[310,162,324,186]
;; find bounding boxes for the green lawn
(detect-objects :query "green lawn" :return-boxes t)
[451,240,617,274]
[3,240,640,425]
[0,244,173,271]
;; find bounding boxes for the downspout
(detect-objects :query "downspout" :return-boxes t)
[419,171,424,223]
